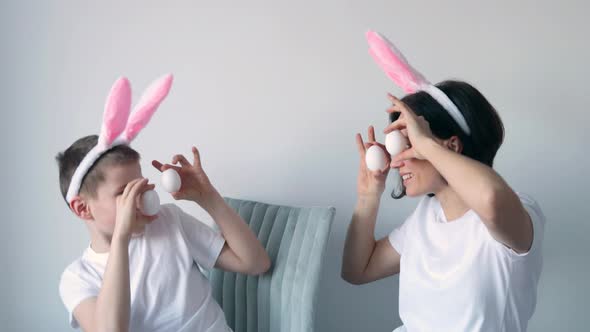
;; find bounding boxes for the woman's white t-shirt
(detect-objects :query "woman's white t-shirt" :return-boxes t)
[59,203,231,332]
[389,193,545,332]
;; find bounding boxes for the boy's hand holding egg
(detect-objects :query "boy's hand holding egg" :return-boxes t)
[116,178,158,237]
[151,146,219,210]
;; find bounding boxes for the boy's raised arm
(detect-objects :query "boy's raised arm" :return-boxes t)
[152,147,270,276]
[73,178,155,332]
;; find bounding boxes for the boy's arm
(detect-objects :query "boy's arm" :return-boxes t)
[74,236,130,332]
[152,147,270,276]
[201,192,271,275]
[73,178,155,332]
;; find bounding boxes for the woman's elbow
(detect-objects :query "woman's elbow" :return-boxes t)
[341,269,366,285]
[480,186,506,223]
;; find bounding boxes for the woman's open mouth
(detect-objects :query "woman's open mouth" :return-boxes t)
[402,173,414,184]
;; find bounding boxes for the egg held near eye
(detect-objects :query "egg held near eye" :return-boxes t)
[365,145,388,171]
[385,130,408,156]
[140,189,160,216]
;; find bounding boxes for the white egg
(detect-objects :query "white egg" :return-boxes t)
[161,168,182,192]
[140,190,160,216]
[365,145,388,171]
[385,130,408,156]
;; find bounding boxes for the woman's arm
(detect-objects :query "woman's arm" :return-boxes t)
[342,195,401,284]
[385,94,533,253]
[342,127,401,285]
[420,140,532,253]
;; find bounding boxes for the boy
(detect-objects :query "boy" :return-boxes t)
[56,77,270,332]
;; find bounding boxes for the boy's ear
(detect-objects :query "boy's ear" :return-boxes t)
[445,136,463,154]
[69,196,93,221]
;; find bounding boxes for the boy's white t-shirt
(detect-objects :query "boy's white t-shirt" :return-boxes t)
[59,203,231,332]
[389,193,545,332]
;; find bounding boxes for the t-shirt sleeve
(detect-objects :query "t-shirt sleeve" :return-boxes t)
[174,205,226,270]
[388,197,429,255]
[59,266,100,328]
[499,192,546,259]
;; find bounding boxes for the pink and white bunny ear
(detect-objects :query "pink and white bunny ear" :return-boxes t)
[121,74,174,143]
[98,77,132,148]
[366,30,429,93]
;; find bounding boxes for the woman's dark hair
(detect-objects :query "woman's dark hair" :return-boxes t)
[390,80,504,199]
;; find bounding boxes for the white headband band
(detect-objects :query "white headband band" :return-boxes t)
[420,84,470,135]
[366,30,471,135]
[66,74,173,203]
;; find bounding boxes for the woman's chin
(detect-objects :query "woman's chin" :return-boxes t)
[404,184,428,197]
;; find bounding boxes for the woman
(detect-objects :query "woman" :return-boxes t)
[341,80,545,332]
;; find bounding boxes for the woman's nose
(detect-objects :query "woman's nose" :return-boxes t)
[390,160,404,169]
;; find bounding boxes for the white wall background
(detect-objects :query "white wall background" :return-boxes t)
[1,0,589,330]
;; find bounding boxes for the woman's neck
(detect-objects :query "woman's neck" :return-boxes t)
[434,186,471,222]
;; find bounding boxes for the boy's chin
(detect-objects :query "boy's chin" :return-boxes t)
[130,224,147,237]
[130,227,146,238]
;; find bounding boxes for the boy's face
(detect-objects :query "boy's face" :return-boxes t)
[85,160,152,237]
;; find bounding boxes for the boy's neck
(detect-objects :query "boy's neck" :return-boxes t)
[88,226,113,253]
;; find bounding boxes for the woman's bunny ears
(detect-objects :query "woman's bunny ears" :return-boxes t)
[66,74,173,203]
[366,30,471,135]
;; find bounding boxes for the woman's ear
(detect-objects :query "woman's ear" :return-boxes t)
[69,196,93,221]
[446,136,463,154]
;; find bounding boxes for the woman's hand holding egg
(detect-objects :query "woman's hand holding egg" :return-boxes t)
[384,93,435,166]
[356,125,391,198]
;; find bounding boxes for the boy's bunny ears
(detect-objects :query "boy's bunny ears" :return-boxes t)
[66,74,173,203]
[366,30,471,135]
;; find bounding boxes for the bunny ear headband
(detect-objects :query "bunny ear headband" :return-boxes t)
[66,74,174,203]
[366,30,471,135]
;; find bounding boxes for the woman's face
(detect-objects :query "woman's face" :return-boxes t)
[393,137,459,197]
[396,158,446,197]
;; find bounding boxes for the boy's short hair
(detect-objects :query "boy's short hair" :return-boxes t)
[55,135,140,206]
